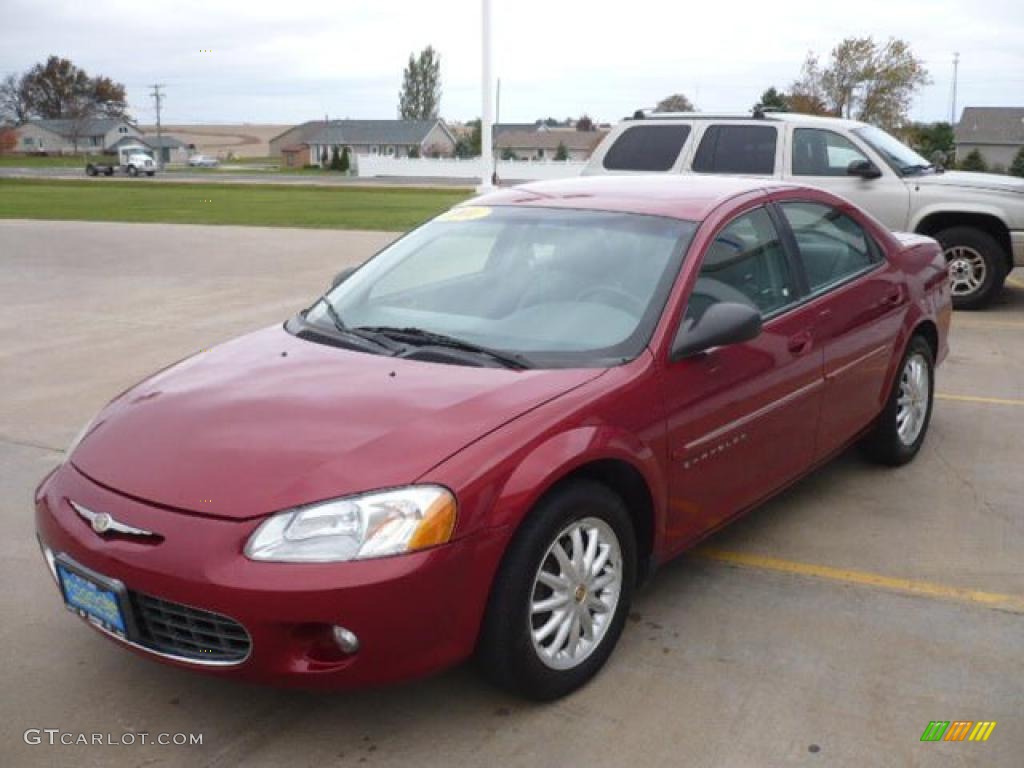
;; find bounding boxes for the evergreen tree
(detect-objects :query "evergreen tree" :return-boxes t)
[1009,147,1024,178]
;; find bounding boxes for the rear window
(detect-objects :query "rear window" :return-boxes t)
[692,124,777,175]
[602,124,691,171]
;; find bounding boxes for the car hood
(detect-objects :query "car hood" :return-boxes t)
[72,325,603,520]
[913,170,1024,195]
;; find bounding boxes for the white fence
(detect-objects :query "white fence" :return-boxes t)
[355,155,586,182]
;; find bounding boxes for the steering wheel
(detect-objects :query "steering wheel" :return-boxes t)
[577,285,645,316]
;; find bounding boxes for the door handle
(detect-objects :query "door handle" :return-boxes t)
[787,331,813,356]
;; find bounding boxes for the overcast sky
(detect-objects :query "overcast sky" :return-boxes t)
[2,0,1022,126]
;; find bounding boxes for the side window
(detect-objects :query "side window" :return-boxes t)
[686,207,796,322]
[779,202,877,292]
[602,124,691,171]
[792,129,870,176]
[692,125,777,175]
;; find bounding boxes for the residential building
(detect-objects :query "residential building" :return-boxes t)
[116,134,191,164]
[269,119,456,166]
[495,129,608,162]
[13,118,140,154]
[954,107,1024,170]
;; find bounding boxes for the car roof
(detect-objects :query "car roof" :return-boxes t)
[628,111,868,131]
[471,175,798,222]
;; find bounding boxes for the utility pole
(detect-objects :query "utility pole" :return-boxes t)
[150,84,165,170]
[479,0,494,192]
[951,53,960,126]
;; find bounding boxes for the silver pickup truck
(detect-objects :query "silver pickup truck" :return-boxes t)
[583,111,1024,309]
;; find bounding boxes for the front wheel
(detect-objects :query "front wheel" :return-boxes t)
[936,226,1007,310]
[862,336,935,466]
[128,165,138,177]
[477,479,636,700]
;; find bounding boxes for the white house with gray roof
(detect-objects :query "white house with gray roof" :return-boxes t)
[270,119,456,166]
[955,107,1024,170]
[14,118,141,154]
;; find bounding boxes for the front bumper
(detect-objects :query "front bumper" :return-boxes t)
[35,464,509,689]
[1011,231,1024,268]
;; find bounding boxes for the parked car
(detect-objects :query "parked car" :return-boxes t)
[583,111,1024,309]
[188,154,219,168]
[35,176,950,700]
[85,147,157,177]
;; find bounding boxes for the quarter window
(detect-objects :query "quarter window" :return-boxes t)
[792,128,870,176]
[602,124,691,171]
[692,125,777,175]
[779,202,877,292]
[686,207,796,322]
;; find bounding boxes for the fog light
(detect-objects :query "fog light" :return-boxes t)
[332,625,360,654]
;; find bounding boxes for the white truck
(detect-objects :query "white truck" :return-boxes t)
[86,145,158,178]
[583,111,1024,308]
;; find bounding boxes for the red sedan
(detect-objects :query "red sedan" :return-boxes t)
[35,176,950,700]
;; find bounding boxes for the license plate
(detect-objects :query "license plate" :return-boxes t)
[56,557,128,638]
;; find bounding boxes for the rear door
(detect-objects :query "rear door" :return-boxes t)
[687,122,782,178]
[660,204,823,549]
[775,199,907,459]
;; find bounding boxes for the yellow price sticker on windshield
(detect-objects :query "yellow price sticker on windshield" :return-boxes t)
[438,206,492,222]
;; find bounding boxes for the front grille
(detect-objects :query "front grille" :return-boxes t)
[130,592,251,663]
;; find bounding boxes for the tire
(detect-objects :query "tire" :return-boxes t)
[128,165,138,177]
[86,165,97,177]
[476,478,637,700]
[105,169,113,176]
[935,226,1007,310]
[862,335,935,466]
[146,171,155,177]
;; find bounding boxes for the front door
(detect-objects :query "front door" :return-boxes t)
[660,206,824,552]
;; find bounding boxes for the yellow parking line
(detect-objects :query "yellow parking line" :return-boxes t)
[1006,277,1024,290]
[937,393,1024,407]
[696,548,1024,614]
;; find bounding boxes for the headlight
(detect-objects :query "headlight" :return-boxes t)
[244,485,457,563]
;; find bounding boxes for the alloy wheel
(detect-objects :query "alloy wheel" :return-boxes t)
[945,245,987,297]
[896,352,930,446]
[529,517,623,671]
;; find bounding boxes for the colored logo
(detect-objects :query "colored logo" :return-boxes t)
[920,721,996,742]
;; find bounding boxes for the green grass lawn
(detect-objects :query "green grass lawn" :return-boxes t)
[0,178,472,231]
[0,154,109,168]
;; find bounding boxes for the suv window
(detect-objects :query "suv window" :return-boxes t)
[792,128,870,176]
[685,207,796,322]
[692,124,777,175]
[779,202,877,292]
[602,124,691,171]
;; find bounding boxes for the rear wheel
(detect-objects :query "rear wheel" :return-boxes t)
[862,335,934,466]
[146,171,155,177]
[936,226,1007,310]
[477,479,636,700]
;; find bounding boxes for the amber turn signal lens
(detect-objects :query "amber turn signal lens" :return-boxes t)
[408,492,457,551]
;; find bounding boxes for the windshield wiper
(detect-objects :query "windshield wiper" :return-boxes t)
[357,326,533,370]
[313,298,405,353]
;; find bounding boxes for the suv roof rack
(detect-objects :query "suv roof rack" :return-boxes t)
[626,109,766,121]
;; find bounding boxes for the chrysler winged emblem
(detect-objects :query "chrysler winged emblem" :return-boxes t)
[71,501,157,538]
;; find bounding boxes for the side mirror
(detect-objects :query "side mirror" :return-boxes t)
[671,302,762,361]
[331,266,357,289]
[847,159,882,179]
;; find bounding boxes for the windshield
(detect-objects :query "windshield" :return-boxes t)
[852,125,931,175]
[301,206,696,368]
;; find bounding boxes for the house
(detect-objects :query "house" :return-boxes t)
[13,118,141,154]
[135,134,191,164]
[954,107,1024,170]
[495,129,608,162]
[269,119,457,165]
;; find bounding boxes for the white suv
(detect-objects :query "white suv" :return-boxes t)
[583,112,1024,308]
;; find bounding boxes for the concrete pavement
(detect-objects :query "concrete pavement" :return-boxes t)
[1,220,1022,767]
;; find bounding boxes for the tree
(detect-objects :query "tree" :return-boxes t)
[959,149,988,172]
[329,145,342,170]
[902,122,954,166]
[320,147,328,167]
[753,87,789,113]
[501,147,517,161]
[576,114,595,132]
[339,146,351,173]
[398,46,442,120]
[791,38,929,129]
[21,56,128,120]
[654,93,695,112]
[1009,147,1024,178]
[0,74,32,125]
[554,141,569,161]
[454,118,481,158]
